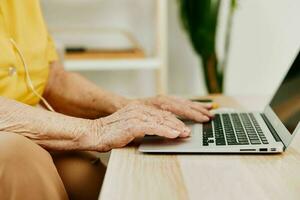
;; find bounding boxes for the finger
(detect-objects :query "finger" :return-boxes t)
[160,111,188,131]
[142,106,187,130]
[161,113,191,137]
[168,98,214,118]
[123,104,188,136]
[178,98,213,110]
[136,122,182,138]
[163,104,210,122]
[159,96,213,111]
[126,103,191,137]
[197,102,213,110]
[159,119,191,137]
[182,108,210,122]
[151,110,190,137]
[190,101,212,109]
[178,128,191,137]
[189,103,214,118]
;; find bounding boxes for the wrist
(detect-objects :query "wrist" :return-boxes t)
[77,118,108,151]
[75,119,96,151]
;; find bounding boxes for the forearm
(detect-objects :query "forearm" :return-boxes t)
[43,61,130,118]
[0,96,92,151]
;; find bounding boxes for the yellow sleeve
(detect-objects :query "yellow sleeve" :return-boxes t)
[47,35,58,62]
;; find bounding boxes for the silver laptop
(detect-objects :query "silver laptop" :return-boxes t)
[139,51,300,153]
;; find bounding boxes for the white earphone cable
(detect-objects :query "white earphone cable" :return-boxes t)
[10,38,55,112]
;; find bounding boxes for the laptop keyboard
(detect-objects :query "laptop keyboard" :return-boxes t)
[203,113,269,146]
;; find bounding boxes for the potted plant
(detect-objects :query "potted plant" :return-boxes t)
[178,0,237,93]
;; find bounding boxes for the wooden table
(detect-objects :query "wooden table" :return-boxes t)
[99,96,300,200]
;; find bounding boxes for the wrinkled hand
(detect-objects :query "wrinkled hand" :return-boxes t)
[87,103,191,151]
[138,95,214,122]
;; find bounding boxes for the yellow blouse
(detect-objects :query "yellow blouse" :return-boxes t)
[0,0,57,105]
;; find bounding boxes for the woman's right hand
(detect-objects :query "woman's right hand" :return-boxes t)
[84,103,191,152]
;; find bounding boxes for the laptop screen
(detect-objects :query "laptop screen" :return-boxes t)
[269,52,300,134]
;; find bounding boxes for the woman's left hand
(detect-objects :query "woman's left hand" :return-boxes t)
[137,95,214,123]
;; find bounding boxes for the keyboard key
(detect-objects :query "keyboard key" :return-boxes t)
[204,112,269,147]
[249,113,269,144]
[203,122,214,146]
[213,114,226,146]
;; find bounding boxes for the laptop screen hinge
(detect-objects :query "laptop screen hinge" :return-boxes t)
[261,113,286,150]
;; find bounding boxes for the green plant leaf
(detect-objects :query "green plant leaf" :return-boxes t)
[178,0,220,59]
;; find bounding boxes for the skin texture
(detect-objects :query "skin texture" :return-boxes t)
[0,97,91,151]
[43,61,130,118]
[139,95,213,121]
[91,103,191,151]
[0,61,213,152]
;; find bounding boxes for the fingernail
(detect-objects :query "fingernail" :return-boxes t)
[203,116,210,121]
[179,131,190,138]
[173,130,180,136]
[185,130,191,136]
[184,127,191,133]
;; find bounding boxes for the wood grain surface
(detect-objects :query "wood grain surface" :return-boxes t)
[100,96,300,200]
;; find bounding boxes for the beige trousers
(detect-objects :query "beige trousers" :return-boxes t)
[0,132,106,200]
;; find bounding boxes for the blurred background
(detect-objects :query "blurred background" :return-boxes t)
[41,0,300,103]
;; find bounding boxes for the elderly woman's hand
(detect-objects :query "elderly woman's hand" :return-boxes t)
[137,95,214,123]
[80,95,214,151]
[84,103,191,151]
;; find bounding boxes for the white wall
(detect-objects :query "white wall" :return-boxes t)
[41,0,300,98]
[224,0,300,97]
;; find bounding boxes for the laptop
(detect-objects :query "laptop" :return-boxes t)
[139,51,300,153]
